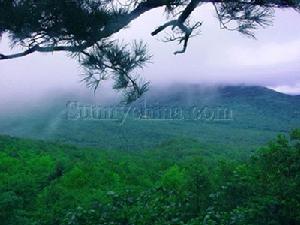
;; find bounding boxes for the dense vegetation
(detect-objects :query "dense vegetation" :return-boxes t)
[0,129,299,225]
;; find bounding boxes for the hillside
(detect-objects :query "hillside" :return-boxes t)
[0,131,299,225]
[0,85,299,156]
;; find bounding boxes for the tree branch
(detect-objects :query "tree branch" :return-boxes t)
[0,0,167,60]
[0,0,298,60]
[0,45,80,60]
[152,0,202,54]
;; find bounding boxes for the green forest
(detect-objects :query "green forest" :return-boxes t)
[1,1,300,224]
[1,129,299,225]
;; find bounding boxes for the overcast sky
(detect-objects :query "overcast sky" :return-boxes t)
[0,4,300,106]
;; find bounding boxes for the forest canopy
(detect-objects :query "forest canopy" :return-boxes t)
[0,130,300,224]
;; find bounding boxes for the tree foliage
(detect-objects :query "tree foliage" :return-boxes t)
[0,0,299,101]
[0,130,299,224]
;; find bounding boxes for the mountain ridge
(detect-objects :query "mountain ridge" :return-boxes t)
[0,84,299,154]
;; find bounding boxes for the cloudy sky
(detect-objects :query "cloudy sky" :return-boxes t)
[0,4,300,106]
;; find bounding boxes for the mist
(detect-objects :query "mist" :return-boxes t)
[1,4,300,113]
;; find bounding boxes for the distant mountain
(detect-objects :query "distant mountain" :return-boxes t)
[0,84,299,156]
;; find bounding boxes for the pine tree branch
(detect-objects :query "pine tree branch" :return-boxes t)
[0,0,298,60]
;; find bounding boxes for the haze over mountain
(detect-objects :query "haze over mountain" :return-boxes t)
[0,84,299,157]
[1,5,300,106]
[1,2,300,224]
